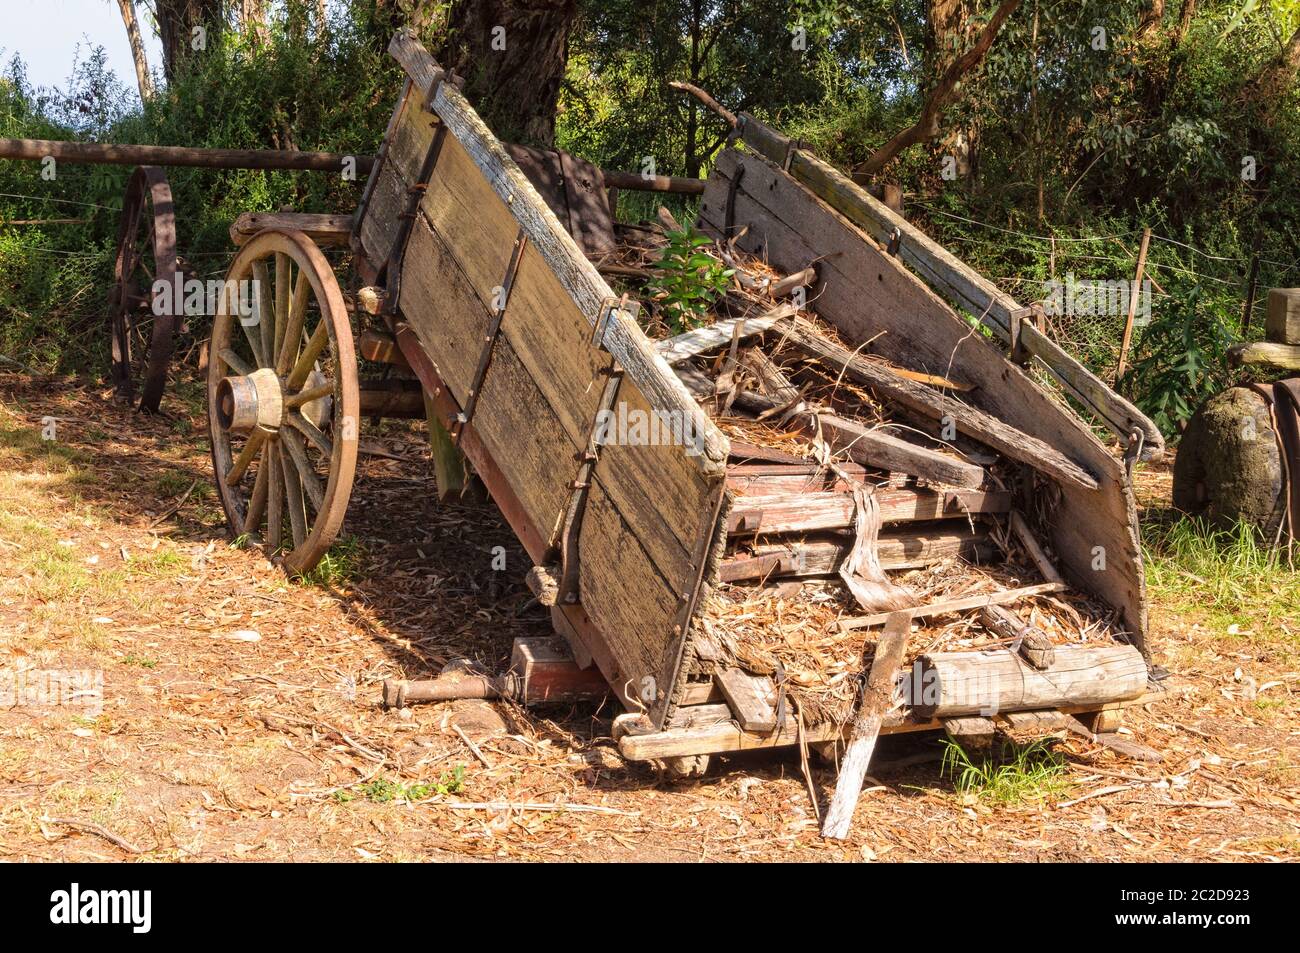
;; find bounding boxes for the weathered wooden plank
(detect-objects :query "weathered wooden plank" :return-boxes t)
[699,149,1149,652]
[417,69,727,475]
[656,307,794,365]
[822,612,909,838]
[720,529,989,581]
[734,114,1163,459]
[775,317,1097,490]
[840,582,1068,631]
[230,212,353,247]
[717,668,778,732]
[1266,288,1300,344]
[815,413,986,488]
[727,488,1009,535]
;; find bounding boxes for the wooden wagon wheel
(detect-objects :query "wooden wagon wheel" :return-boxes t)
[208,229,360,574]
[108,166,179,413]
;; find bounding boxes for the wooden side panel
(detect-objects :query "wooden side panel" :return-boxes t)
[357,84,727,723]
[700,149,1148,649]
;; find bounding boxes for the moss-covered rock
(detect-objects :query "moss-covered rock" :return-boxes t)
[1173,386,1285,539]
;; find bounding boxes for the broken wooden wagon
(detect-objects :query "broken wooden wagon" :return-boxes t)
[206,31,1167,773]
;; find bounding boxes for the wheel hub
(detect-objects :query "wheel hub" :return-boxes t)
[215,367,284,432]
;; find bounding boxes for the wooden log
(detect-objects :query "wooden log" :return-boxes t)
[359,381,426,418]
[777,318,1098,490]
[1228,340,1300,371]
[821,612,909,839]
[656,305,795,365]
[720,529,990,581]
[1266,288,1300,345]
[726,488,1009,535]
[716,668,778,732]
[978,603,1055,669]
[814,413,985,488]
[230,212,354,247]
[839,582,1067,631]
[909,643,1148,718]
[0,136,371,172]
[942,715,996,751]
[770,267,817,298]
[601,169,706,195]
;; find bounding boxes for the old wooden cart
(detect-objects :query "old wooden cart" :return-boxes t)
[204,31,1168,773]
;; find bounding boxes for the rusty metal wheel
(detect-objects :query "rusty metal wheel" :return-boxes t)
[108,166,178,413]
[207,229,360,575]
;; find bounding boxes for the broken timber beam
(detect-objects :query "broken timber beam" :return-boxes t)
[775,318,1098,490]
[839,582,1067,631]
[821,611,910,839]
[726,487,1010,535]
[656,305,797,365]
[814,413,985,488]
[720,529,990,582]
[978,603,1056,669]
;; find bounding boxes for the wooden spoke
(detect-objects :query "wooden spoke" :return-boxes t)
[277,270,312,376]
[274,252,291,364]
[218,347,253,377]
[226,428,267,487]
[242,448,270,535]
[286,412,333,457]
[266,443,284,553]
[282,448,308,548]
[251,259,274,367]
[287,320,330,390]
[285,380,334,409]
[281,428,325,512]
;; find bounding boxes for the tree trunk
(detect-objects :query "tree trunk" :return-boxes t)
[436,0,578,147]
[928,0,977,180]
[115,0,155,103]
[155,0,225,81]
[856,0,1022,179]
[241,0,269,45]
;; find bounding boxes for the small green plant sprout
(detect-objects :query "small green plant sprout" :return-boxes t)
[334,765,465,804]
[648,226,734,333]
[941,738,1072,805]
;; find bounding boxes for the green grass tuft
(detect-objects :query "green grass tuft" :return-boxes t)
[941,739,1073,805]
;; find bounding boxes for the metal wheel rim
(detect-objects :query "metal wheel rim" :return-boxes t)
[109,165,178,413]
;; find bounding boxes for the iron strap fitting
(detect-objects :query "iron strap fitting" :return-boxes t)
[453,227,529,444]
[552,297,636,605]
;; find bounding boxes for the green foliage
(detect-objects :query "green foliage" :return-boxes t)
[335,766,466,804]
[1123,286,1237,434]
[941,738,1073,805]
[648,226,733,332]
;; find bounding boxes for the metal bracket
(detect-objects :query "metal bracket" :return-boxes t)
[553,298,634,605]
[379,120,449,314]
[453,227,529,443]
[724,164,746,237]
[1008,304,1042,366]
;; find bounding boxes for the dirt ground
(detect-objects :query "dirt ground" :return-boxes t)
[1,371,1296,862]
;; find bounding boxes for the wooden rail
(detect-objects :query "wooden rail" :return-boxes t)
[0,138,374,173]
